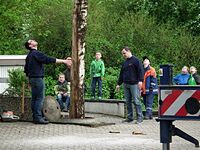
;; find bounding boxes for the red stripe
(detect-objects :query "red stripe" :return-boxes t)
[160,90,183,115]
[176,90,200,116]
[191,91,200,100]
[175,105,187,116]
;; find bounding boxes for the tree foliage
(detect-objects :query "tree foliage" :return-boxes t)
[0,0,200,101]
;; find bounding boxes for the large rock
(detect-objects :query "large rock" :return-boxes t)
[43,96,61,122]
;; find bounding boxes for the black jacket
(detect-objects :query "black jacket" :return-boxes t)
[24,49,56,78]
[117,56,144,85]
[193,73,200,85]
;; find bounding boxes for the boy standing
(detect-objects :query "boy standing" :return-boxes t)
[141,56,158,120]
[90,52,105,100]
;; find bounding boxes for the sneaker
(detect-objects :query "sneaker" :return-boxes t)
[135,120,143,124]
[62,108,68,112]
[122,119,133,123]
[144,116,153,120]
[98,97,102,100]
[34,119,49,124]
[91,96,95,100]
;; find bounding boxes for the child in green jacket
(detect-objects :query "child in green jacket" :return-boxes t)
[90,52,105,100]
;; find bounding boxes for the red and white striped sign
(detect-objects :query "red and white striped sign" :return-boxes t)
[160,90,200,117]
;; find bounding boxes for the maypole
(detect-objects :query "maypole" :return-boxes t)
[70,0,88,118]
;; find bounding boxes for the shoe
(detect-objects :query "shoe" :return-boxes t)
[91,96,95,100]
[98,97,102,100]
[122,119,133,123]
[144,116,153,120]
[62,108,68,112]
[34,119,49,124]
[135,120,143,124]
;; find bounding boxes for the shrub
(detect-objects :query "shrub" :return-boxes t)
[5,68,30,97]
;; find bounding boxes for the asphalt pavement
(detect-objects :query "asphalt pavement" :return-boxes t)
[0,113,199,150]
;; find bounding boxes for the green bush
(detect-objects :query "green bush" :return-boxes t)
[6,68,30,97]
[44,76,57,96]
[84,67,124,99]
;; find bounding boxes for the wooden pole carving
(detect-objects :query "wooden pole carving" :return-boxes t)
[70,0,88,118]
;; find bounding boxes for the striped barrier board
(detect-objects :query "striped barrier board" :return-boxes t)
[158,85,200,120]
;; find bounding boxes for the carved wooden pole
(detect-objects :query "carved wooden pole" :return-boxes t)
[70,0,88,118]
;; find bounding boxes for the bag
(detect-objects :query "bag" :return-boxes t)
[0,110,20,122]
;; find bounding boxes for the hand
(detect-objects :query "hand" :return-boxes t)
[59,91,63,94]
[64,59,72,67]
[116,85,120,92]
[138,81,142,90]
[63,93,68,96]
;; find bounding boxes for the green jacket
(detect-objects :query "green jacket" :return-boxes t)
[90,59,105,78]
[54,80,69,94]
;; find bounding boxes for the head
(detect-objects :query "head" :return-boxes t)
[189,66,197,75]
[181,66,189,74]
[143,56,150,68]
[24,39,38,50]
[58,73,65,83]
[121,46,132,59]
[95,52,102,60]
[66,56,72,68]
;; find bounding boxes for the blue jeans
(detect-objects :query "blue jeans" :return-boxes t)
[29,78,45,121]
[91,77,102,97]
[123,83,143,122]
[57,94,70,110]
[143,93,154,118]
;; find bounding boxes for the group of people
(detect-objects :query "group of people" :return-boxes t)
[55,52,105,112]
[173,66,200,85]
[24,39,199,125]
[116,47,158,124]
[24,39,105,124]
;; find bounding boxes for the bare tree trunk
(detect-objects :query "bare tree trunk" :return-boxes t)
[70,0,88,118]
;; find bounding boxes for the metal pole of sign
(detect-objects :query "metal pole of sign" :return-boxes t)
[159,120,173,150]
[163,143,170,150]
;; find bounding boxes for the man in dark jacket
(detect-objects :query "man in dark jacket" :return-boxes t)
[24,39,71,124]
[116,46,144,124]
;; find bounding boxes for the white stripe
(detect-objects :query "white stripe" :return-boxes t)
[160,90,172,101]
[163,90,196,116]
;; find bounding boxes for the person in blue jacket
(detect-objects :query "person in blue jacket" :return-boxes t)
[141,56,158,120]
[24,39,71,124]
[173,66,189,85]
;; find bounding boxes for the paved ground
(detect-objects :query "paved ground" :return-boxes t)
[0,113,200,150]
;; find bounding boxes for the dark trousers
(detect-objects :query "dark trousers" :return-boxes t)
[57,94,70,110]
[29,78,45,121]
[91,77,102,97]
[143,93,154,118]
